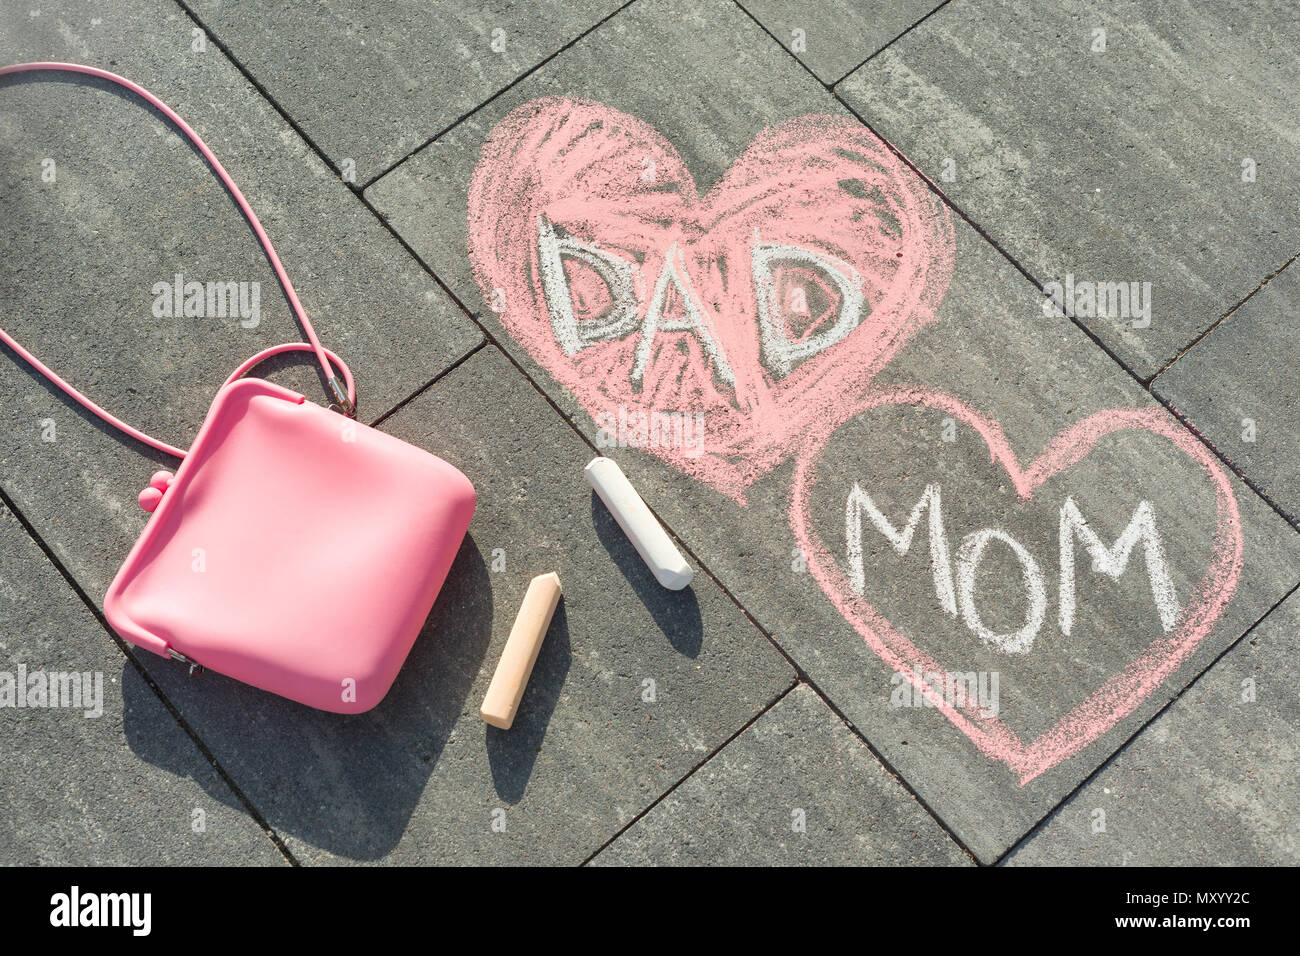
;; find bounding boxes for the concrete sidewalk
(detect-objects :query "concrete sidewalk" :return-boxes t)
[1,0,1296,865]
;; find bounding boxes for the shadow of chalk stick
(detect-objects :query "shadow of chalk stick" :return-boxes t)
[590,490,702,657]
[485,598,572,803]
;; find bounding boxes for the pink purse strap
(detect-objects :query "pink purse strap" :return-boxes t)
[0,61,357,461]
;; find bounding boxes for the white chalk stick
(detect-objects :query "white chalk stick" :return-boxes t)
[584,456,693,590]
[481,572,562,730]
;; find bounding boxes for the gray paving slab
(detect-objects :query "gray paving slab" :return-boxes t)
[1153,259,1300,524]
[0,0,480,443]
[0,504,285,865]
[592,684,972,865]
[836,0,1300,379]
[1006,588,1300,866]
[366,0,1300,861]
[186,0,627,182]
[5,340,794,863]
[739,0,945,84]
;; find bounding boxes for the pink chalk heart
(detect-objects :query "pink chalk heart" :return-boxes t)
[468,98,955,502]
[789,388,1243,785]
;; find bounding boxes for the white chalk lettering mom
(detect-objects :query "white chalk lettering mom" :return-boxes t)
[845,483,1179,653]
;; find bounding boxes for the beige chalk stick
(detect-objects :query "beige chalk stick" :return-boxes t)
[481,572,562,729]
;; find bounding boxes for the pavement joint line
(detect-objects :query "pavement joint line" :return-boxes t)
[734,0,1300,537]
[831,91,1169,397]
[369,338,489,429]
[994,575,1300,866]
[578,679,799,865]
[357,0,644,190]
[780,676,983,863]
[0,483,300,867]
[170,0,347,184]
[825,0,955,86]
[1149,245,1300,382]
[1151,394,1299,531]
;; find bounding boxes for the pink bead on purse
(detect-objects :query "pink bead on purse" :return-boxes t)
[1,62,475,713]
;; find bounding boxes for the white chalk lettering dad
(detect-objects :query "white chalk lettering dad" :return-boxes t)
[538,216,866,382]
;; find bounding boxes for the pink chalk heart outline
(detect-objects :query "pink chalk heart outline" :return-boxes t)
[789,388,1244,785]
[468,98,955,502]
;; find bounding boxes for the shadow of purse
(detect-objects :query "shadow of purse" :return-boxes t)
[1,62,476,713]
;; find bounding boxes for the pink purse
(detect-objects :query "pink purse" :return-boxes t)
[1,62,475,713]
